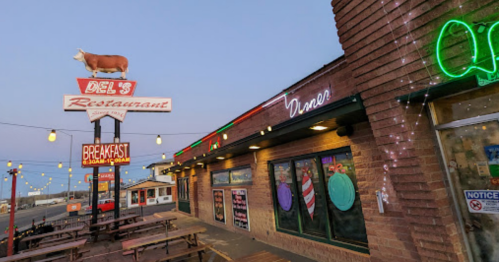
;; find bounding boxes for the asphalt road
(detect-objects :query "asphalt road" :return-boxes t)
[0,201,176,231]
[0,202,74,231]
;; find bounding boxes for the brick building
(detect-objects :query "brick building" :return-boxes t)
[169,2,499,262]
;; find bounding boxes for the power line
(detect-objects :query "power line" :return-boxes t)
[0,121,210,136]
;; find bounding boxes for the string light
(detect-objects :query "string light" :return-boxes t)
[156,135,162,145]
[18,163,23,169]
[162,153,166,159]
[7,161,11,167]
[58,162,62,168]
[48,130,57,142]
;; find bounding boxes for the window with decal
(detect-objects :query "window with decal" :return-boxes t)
[269,147,367,251]
[211,166,252,186]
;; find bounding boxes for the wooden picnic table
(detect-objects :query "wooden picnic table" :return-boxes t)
[115,216,177,239]
[0,239,87,262]
[122,225,207,261]
[232,251,290,262]
[89,214,139,242]
[21,225,84,250]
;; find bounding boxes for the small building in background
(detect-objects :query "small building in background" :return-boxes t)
[123,179,175,208]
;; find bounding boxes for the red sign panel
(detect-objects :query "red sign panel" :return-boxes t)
[76,78,137,97]
[85,172,115,183]
[82,143,130,168]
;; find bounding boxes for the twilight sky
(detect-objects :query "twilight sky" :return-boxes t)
[0,1,342,196]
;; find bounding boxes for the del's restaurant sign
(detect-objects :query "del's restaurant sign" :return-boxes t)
[63,78,172,122]
[81,142,130,167]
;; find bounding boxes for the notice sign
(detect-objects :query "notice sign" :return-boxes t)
[464,190,499,214]
[213,189,226,224]
[231,189,250,231]
[82,143,130,168]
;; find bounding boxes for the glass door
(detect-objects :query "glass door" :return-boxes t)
[431,83,499,262]
[178,177,191,214]
[139,190,146,206]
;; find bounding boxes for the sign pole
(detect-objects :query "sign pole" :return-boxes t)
[91,120,101,226]
[114,119,121,230]
[7,169,17,256]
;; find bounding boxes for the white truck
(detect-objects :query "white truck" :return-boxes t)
[35,198,64,206]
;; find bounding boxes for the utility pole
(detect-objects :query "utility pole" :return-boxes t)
[114,119,121,230]
[7,169,17,256]
[91,120,101,226]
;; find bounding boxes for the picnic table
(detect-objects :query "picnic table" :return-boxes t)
[232,251,290,262]
[21,225,85,250]
[115,216,177,239]
[90,214,139,242]
[122,225,208,261]
[0,239,87,262]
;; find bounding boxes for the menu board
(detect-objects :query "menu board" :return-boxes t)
[213,189,226,224]
[231,189,250,231]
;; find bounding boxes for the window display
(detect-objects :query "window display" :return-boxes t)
[274,162,299,232]
[269,148,368,248]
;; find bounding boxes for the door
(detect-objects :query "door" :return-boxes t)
[431,84,499,262]
[178,177,190,214]
[139,190,147,206]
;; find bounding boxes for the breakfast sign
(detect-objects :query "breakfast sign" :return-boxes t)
[82,143,130,167]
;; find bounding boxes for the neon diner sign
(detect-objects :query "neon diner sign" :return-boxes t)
[284,89,330,118]
[436,20,499,78]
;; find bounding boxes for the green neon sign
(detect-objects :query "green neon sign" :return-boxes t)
[436,20,499,78]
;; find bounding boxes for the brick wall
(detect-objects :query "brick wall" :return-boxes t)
[328,0,499,261]
[175,58,356,164]
[177,121,419,262]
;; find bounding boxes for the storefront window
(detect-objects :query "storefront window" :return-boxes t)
[274,162,299,232]
[211,166,253,186]
[295,158,327,238]
[167,187,172,195]
[269,148,368,249]
[431,84,499,261]
[159,187,166,196]
[131,191,138,204]
[321,153,367,244]
[147,189,155,198]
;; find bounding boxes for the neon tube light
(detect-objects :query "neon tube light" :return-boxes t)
[436,20,499,78]
[234,107,263,124]
[191,140,202,148]
[262,93,287,108]
[217,123,234,133]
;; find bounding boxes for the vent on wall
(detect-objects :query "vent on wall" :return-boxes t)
[148,199,155,203]
[163,196,170,201]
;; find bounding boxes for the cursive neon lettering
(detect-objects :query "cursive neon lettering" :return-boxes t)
[437,20,499,78]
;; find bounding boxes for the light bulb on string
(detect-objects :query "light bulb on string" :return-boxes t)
[18,163,22,169]
[48,130,56,142]
[58,162,62,169]
[143,166,145,170]
[68,167,72,172]
[156,135,162,145]
[41,173,44,176]
[7,161,11,167]
[162,153,166,159]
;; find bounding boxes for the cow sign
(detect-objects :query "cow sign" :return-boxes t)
[73,49,129,79]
